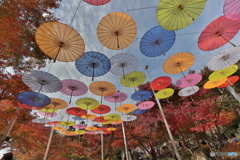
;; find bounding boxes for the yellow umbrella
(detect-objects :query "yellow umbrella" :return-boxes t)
[208,65,238,81]
[35,22,85,62]
[38,107,58,113]
[100,121,112,124]
[97,12,137,50]
[85,126,98,131]
[81,113,97,119]
[156,88,174,99]
[203,78,227,89]
[120,71,146,90]
[76,98,100,110]
[104,113,121,121]
[59,121,75,126]
[53,126,66,131]
[75,130,86,135]
[163,52,195,76]
[156,0,207,31]
[61,131,76,136]
[46,98,68,109]
[117,104,136,113]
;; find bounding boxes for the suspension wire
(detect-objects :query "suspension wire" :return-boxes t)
[127,6,157,12]
[69,0,82,26]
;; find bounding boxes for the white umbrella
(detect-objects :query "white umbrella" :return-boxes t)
[121,115,137,122]
[178,86,199,102]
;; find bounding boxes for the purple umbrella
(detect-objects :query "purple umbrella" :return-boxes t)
[60,79,88,104]
[137,101,155,110]
[104,91,127,109]
[224,0,240,20]
[72,124,87,129]
[176,74,202,88]
[17,92,51,107]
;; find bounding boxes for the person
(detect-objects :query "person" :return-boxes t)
[230,133,240,143]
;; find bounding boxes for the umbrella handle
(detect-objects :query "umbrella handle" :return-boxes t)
[53,47,61,63]
[116,32,120,48]
[92,66,95,81]
[220,35,236,47]
[121,65,125,79]
[69,89,73,104]
[181,8,194,21]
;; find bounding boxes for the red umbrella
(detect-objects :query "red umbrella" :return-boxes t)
[150,76,172,90]
[218,76,239,88]
[198,16,240,51]
[47,121,60,126]
[224,0,240,20]
[91,105,111,115]
[66,107,87,116]
[94,116,109,123]
[83,0,111,6]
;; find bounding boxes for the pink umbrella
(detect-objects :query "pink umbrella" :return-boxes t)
[60,79,88,104]
[224,0,240,20]
[137,101,155,110]
[72,124,87,129]
[104,91,127,109]
[176,73,202,88]
[38,111,57,117]
[83,0,111,6]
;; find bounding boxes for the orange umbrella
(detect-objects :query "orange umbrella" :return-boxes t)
[97,12,137,50]
[107,127,116,131]
[53,126,66,131]
[85,126,98,131]
[35,22,85,62]
[46,98,68,110]
[61,131,76,136]
[203,78,227,89]
[117,104,136,113]
[81,113,97,119]
[163,52,195,76]
[89,81,116,103]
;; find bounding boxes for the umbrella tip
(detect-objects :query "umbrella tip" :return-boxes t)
[145,65,149,70]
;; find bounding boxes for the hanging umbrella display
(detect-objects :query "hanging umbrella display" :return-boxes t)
[59,121,75,126]
[53,126,66,131]
[163,52,195,76]
[107,127,116,131]
[47,121,60,126]
[109,53,138,78]
[38,107,58,113]
[94,116,109,123]
[131,91,151,101]
[178,86,199,102]
[35,21,85,62]
[38,111,57,117]
[110,119,123,125]
[140,26,176,57]
[104,91,127,110]
[81,113,97,119]
[120,71,146,91]
[156,0,207,31]
[17,92,51,107]
[103,131,112,134]
[66,107,87,116]
[104,113,121,121]
[137,101,155,110]
[46,98,68,113]
[85,126,98,131]
[121,115,137,122]
[218,76,239,88]
[91,105,111,115]
[224,0,240,20]
[76,98,100,110]
[198,16,240,51]
[75,51,111,81]
[203,79,227,89]
[176,73,202,88]
[89,81,116,103]
[83,0,111,6]
[97,12,137,50]
[60,79,88,104]
[132,108,147,115]
[73,124,87,129]
[75,130,86,135]
[208,46,240,71]
[72,117,85,121]
[208,65,238,81]
[156,88,174,103]
[22,70,62,93]
[61,131,77,136]
[117,104,136,114]
[150,76,172,90]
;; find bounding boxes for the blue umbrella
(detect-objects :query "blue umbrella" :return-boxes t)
[17,92,51,107]
[131,91,151,101]
[133,108,147,114]
[75,51,111,81]
[72,117,85,121]
[140,26,175,57]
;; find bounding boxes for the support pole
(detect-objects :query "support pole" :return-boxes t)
[145,66,181,160]
[226,86,240,103]
[101,133,104,160]
[122,122,129,160]
[43,127,54,160]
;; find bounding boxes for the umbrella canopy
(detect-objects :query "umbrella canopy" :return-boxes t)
[85,126,98,131]
[38,111,57,117]
[163,52,195,75]
[98,127,107,131]
[208,46,240,71]
[150,76,172,90]
[76,98,100,110]
[137,101,155,110]
[208,65,238,81]
[131,91,151,101]
[120,71,146,88]
[83,0,111,6]
[103,131,112,134]
[110,119,123,124]
[75,130,86,135]
[59,121,75,126]
[35,21,85,62]
[132,108,147,115]
[91,105,111,115]
[156,88,174,99]
[94,116,109,123]
[140,26,176,57]
[46,98,68,109]
[107,127,116,131]
[81,113,97,119]
[17,92,51,107]
[218,76,239,88]
[47,121,60,126]
[73,124,87,129]
[22,70,62,93]
[97,12,137,50]
[224,0,240,20]
[18,102,44,110]
[61,131,77,136]
[104,91,127,103]
[117,104,136,113]
[54,127,66,131]
[66,107,87,116]
[176,73,202,88]
[72,117,85,121]
[38,107,58,113]
[75,51,111,81]
[156,0,207,31]
[60,79,88,103]
[121,115,137,122]
[110,53,138,77]
[198,16,240,51]
[178,86,199,97]
[104,113,121,121]
[203,79,227,89]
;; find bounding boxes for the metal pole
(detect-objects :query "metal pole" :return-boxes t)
[226,86,240,103]
[122,122,129,160]
[43,127,54,160]
[144,66,181,160]
[101,133,104,160]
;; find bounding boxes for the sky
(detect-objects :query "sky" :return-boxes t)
[30,0,240,125]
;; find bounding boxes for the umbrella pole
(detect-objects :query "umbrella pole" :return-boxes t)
[121,65,126,79]
[92,64,95,81]
[101,133,104,160]
[226,86,240,103]
[133,80,137,92]
[178,65,186,78]
[227,79,233,86]
[121,122,129,160]
[220,35,236,47]
[69,89,73,104]
[51,105,56,118]
[144,66,181,160]
[43,127,54,160]
[53,47,62,63]
[217,87,223,94]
